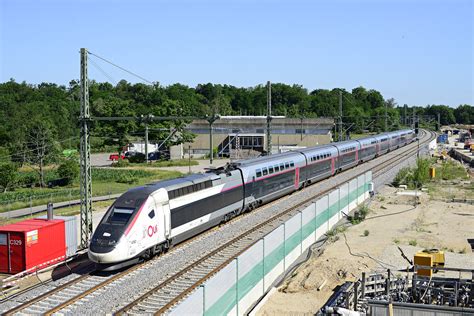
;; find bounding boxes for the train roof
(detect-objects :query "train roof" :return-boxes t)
[230,151,303,167]
[331,139,360,149]
[297,144,338,154]
[114,173,214,207]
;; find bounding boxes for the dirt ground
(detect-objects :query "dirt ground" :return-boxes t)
[257,183,474,316]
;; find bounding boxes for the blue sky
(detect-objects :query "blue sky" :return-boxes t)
[0,0,472,107]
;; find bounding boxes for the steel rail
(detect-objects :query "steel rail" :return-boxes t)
[3,274,91,316]
[115,130,435,315]
[4,131,434,315]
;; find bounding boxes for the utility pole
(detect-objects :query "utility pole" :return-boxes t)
[412,108,416,129]
[79,48,92,249]
[207,113,219,164]
[404,104,408,127]
[188,145,192,174]
[266,81,272,155]
[144,123,149,163]
[339,90,343,141]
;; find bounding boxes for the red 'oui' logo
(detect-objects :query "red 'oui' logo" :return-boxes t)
[147,225,158,237]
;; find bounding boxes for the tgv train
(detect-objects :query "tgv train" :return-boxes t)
[88,129,416,269]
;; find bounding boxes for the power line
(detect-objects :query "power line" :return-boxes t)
[0,136,79,161]
[89,58,118,85]
[88,51,154,85]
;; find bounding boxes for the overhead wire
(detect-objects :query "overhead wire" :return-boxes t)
[88,51,154,85]
[89,58,118,85]
[0,136,80,162]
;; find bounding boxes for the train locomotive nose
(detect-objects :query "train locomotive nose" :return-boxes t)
[88,237,128,264]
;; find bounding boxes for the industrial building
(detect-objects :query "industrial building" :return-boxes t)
[171,116,334,159]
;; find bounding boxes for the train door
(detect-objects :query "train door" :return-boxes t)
[162,201,171,239]
[0,233,8,273]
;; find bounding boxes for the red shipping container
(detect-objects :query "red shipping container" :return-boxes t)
[0,219,66,274]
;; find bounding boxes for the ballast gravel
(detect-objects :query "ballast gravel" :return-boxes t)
[0,133,433,315]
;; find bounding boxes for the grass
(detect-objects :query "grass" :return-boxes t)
[0,200,113,226]
[350,133,375,140]
[393,158,470,191]
[0,169,182,213]
[112,159,200,168]
[435,160,469,181]
[409,239,418,246]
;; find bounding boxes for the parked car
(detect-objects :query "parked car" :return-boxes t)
[124,151,139,159]
[148,151,170,161]
[109,153,125,161]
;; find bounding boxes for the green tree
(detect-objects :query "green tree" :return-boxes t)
[25,120,58,187]
[0,163,17,192]
[57,159,79,185]
[454,104,474,124]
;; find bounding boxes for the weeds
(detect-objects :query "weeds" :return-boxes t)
[409,239,418,246]
[393,238,400,244]
[363,230,369,237]
[326,226,347,242]
[350,204,370,225]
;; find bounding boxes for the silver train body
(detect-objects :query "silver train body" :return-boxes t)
[88,129,415,268]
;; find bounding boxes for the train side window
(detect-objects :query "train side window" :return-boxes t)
[262,167,268,176]
[290,161,294,167]
[256,169,262,177]
[285,162,290,169]
[280,163,285,170]
[148,210,155,219]
[268,166,274,174]
[274,164,279,172]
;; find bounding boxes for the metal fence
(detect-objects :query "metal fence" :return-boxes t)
[170,171,373,316]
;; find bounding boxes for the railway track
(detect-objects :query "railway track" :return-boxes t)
[2,130,435,316]
[114,131,435,315]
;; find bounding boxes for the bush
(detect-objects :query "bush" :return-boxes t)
[113,159,130,168]
[57,160,79,185]
[392,167,411,187]
[412,158,431,188]
[17,172,38,188]
[92,168,153,181]
[0,163,18,192]
[363,230,370,237]
[115,174,138,184]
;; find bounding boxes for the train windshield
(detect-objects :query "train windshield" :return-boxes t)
[106,207,135,224]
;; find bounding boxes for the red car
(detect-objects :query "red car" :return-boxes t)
[109,153,125,161]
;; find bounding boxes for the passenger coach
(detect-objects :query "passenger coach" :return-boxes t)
[89,129,416,269]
